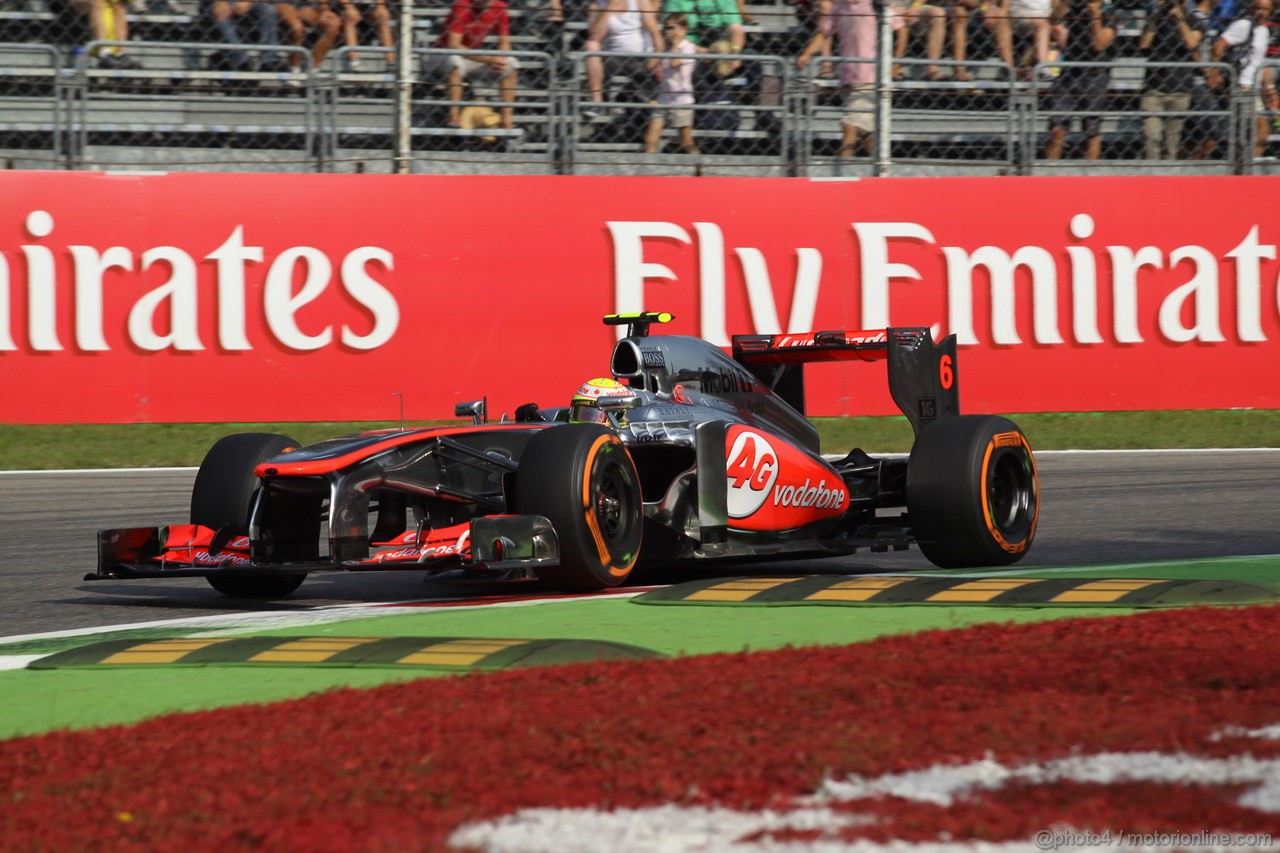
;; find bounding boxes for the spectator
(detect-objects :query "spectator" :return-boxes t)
[70,0,141,68]
[1139,0,1207,159]
[946,0,983,81]
[891,0,948,80]
[327,0,391,68]
[277,0,342,72]
[334,0,394,70]
[663,0,745,54]
[584,0,664,117]
[422,0,520,130]
[988,0,1052,72]
[798,0,900,156]
[644,12,700,153]
[1042,0,1116,159]
[790,0,831,68]
[1207,0,1274,156]
[200,0,285,72]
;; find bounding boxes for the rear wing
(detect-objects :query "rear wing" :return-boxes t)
[732,327,959,436]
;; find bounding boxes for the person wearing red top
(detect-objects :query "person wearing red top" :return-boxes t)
[423,0,520,129]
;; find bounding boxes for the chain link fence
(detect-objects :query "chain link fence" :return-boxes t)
[1,0,1277,174]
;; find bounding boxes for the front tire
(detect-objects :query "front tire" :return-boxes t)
[906,415,1038,568]
[191,433,307,598]
[206,573,306,598]
[516,424,643,591]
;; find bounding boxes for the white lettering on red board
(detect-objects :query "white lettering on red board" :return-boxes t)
[0,212,399,353]
[607,213,1280,346]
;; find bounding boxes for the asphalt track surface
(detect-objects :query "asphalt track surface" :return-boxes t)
[2,449,1278,638]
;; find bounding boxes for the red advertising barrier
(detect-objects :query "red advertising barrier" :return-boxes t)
[1,172,1278,424]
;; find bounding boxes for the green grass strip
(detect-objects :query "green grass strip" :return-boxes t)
[2,410,1278,469]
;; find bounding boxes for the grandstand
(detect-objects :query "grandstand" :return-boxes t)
[0,0,1276,174]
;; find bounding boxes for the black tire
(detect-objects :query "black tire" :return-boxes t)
[191,433,307,598]
[515,424,643,591]
[906,415,1038,569]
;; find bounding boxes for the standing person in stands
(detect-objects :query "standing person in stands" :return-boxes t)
[584,0,664,117]
[1042,0,1116,159]
[1139,0,1208,159]
[797,0,900,156]
[644,12,700,153]
[422,0,520,130]
[70,0,141,68]
[200,0,284,72]
[277,0,343,73]
[1207,0,1275,156]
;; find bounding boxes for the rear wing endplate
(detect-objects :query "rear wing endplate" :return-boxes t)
[732,327,959,436]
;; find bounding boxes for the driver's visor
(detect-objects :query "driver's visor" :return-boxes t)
[569,404,609,425]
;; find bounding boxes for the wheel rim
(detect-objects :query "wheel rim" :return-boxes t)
[594,459,634,546]
[987,450,1035,539]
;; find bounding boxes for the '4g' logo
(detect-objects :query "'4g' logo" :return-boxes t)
[725,430,779,518]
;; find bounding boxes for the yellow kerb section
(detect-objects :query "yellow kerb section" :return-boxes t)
[806,577,912,602]
[249,637,382,664]
[1050,579,1161,603]
[397,638,531,667]
[102,638,237,665]
[925,578,1041,603]
[685,578,805,602]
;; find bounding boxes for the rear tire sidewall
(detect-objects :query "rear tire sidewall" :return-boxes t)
[191,433,306,598]
[906,415,1038,568]
[516,424,643,591]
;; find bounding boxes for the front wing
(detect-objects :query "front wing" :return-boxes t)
[89,514,561,581]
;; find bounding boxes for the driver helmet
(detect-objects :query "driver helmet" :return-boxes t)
[570,378,634,427]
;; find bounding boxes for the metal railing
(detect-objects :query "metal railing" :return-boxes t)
[0,39,1274,175]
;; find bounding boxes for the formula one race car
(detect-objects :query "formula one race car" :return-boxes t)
[91,313,1038,598]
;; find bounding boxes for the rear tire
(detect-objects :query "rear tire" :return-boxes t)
[516,424,643,591]
[191,433,307,598]
[906,415,1038,568]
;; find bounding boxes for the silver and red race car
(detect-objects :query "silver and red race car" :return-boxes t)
[91,312,1038,597]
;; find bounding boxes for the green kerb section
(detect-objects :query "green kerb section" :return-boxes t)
[634,575,1280,607]
[4,553,1279,740]
[908,555,1280,584]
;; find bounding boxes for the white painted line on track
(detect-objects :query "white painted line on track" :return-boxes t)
[0,590,648,647]
[1033,447,1280,455]
[0,467,198,476]
[0,655,48,671]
